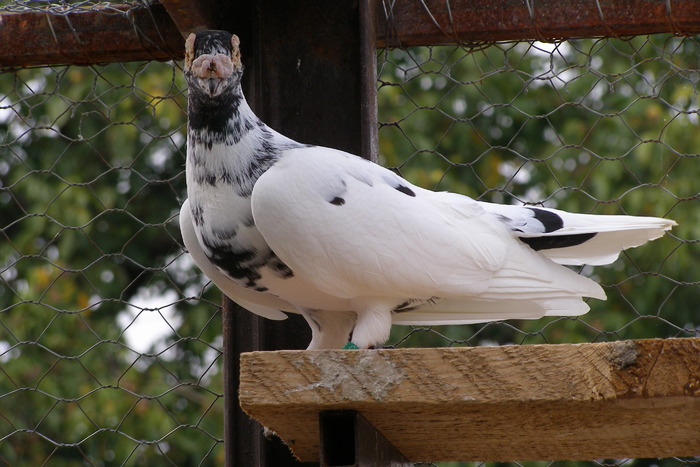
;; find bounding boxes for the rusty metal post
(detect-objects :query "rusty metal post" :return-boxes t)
[222,1,378,466]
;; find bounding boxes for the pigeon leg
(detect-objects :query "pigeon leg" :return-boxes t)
[301,309,356,350]
[348,300,395,349]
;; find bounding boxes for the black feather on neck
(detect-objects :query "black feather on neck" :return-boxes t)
[188,84,243,137]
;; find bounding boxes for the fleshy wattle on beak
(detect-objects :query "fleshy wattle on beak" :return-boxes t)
[191,53,236,97]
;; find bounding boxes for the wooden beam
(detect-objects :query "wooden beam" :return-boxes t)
[0,3,183,67]
[240,337,700,462]
[320,411,412,466]
[377,0,700,47]
[159,0,219,36]
[222,1,377,466]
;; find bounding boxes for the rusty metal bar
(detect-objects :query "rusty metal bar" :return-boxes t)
[2,0,700,68]
[377,0,700,47]
[360,0,379,162]
[0,3,183,67]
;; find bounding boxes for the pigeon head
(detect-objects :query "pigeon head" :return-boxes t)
[184,30,243,98]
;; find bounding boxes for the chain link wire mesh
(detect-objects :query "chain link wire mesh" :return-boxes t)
[0,2,224,465]
[0,0,699,465]
[378,35,699,349]
[377,19,700,467]
[0,0,141,12]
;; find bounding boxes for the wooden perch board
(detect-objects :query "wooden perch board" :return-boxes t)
[240,337,700,462]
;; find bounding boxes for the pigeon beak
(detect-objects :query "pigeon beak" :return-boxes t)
[191,53,236,98]
[207,78,221,97]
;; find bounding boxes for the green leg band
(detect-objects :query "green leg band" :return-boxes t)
[342,342,359,350]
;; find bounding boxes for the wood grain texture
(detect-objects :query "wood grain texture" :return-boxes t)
[239,338,700,462]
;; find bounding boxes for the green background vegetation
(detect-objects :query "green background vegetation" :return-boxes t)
[1,35,698,465]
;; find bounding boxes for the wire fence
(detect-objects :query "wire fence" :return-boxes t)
[0,0,699,466]
[379,36,700,355]
[0,20,223,465]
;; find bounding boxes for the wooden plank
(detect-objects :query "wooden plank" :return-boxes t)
[0,3,183,67]
[377,0,700,46]
[240,338,700,462]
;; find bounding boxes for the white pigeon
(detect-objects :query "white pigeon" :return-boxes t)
[179,30,676,350]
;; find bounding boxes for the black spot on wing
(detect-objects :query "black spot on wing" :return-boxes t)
[395,184,416,197]
[330,197,345,206]
[527,207,564,233]
[520,232,597,251]
[267,251,294,278]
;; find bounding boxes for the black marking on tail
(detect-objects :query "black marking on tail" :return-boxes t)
[330,196,345,206]
[527,207,563,233]
[520,232,597,251]
[395,184,416,197]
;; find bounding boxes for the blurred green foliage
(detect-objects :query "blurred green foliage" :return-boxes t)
[0,34,698,466]
[0,62,224,465]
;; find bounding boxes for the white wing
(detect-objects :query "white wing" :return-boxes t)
[179,199,291,320]
[251,146,604,308]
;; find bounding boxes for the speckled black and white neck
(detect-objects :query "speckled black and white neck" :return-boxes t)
[186,73,302,291]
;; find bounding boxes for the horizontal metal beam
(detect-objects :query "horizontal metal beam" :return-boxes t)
[0,3,183,67]
[2,0,700,68]
[376,0,700,46]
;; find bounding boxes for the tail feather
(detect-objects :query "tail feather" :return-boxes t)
[478,202,676,265]
[393,295,591,326]
[539,227,673,265]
